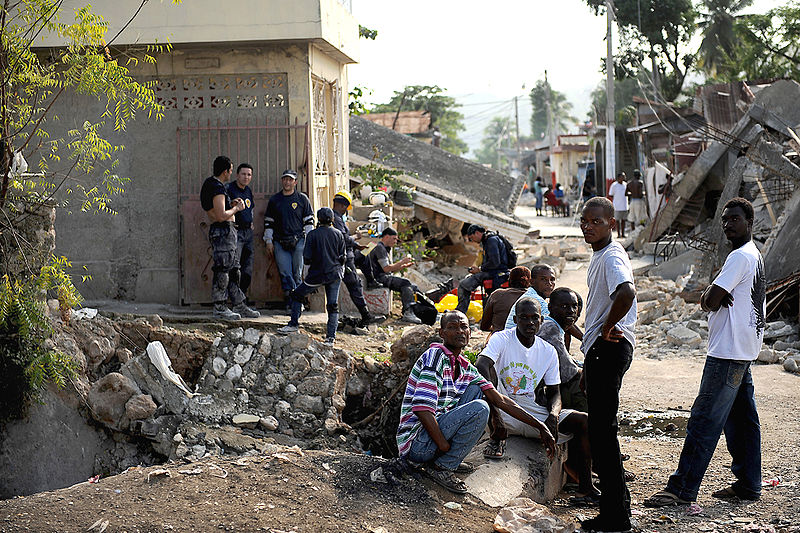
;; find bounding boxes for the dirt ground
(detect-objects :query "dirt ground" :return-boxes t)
[2,255,799,532]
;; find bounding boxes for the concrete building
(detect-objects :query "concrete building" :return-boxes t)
[36,0,358,304]
[549,134,591,190]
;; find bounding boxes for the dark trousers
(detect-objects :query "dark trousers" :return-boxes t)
[343,257,368,312]
[379,275,417,313]
[209,222,245,306]
[234,227,254,295]
[584,337,633,525]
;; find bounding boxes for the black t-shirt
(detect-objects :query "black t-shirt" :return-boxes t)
[303,225,345,285]
[200,176,229,212]
[265,190,313,238]
[227,182,254,228]
[367,241,391,282]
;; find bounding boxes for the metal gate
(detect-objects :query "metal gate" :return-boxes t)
[177,118,309,304]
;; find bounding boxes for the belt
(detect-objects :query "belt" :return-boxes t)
[210,221,234,229]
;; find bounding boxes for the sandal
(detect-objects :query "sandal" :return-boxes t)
[712,486,759,501]
[455,461,475,474]
[425,466,468,494]
[483,439,506,459]
[643,490,690,508]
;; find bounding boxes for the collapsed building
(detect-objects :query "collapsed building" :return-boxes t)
[632,79,800,321]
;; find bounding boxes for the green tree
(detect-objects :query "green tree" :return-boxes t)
[589,76,643,127]
[529,78,576,140]
[371,85,468,156]
[727,3,800,80]
[0,0,176,418]
[696,0,753,78]
[586,0,696,101]
[473,116,515,169]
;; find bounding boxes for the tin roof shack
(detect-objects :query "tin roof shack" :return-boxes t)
[36,0,358,305]
[349,115,530,265]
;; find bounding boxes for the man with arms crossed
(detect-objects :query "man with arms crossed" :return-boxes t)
[645,197,765,507]
[579,197,637,533]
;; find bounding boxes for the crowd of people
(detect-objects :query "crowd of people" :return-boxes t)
[203,157,767,533]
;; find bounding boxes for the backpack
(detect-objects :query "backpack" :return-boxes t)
[490,232,517,268]
[411,290,438,325]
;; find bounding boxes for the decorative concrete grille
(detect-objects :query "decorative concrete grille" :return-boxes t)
[152,74,288,110]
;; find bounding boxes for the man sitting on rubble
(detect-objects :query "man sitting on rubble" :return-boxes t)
[480,266,531,332]
[476,298,597,501]
[366,228,421,324]
[397,309,556,494]
[456,225,510,316]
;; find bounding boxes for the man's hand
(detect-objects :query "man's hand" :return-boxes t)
[538,423,556,458]
[468,266,479,274]
[720,292,734,308]
[232,197,245,212]
[400,256,415,267]
[601,322,625,342]
[545,413,558,439]
[353,230,362,240]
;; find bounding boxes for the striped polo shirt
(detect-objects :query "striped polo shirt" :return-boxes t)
[396,343,494,457]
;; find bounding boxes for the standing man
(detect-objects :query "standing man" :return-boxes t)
[504,264,555,329]
[626,170,648,230]
[456,225,510,315]
[367,228,421,324]
[608,172,629,239]
[277,208,345,345]
[264,169,314,313]
[645,198,765,508]
[331,190,385,327]
[199,156,260,320]
[397,310,555,494]
[227,163,255,299]
[578,196,637,533]
[480,266,531,332]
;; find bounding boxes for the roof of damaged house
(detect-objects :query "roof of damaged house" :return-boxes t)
[349,115,530,240]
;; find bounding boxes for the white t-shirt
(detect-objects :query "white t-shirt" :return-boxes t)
[707,241,766,360]
[581,240,637,353]
[608,181,629,212]
[481,327,561,395]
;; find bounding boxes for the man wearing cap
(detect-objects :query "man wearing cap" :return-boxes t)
[367,228,422,324]
[277,207,345,345]
[199,156,260,320]
[264,169,314,313]
[332,190,386,327]
[456,225,510,315]
[226,163,256,299]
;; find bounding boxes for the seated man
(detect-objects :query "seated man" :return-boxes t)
[477,298,597,500]
[397,310,556,494]
[367,228,421,324]
[504,264,555,329]
[480,266,531,332]
[456,225,510,315]
[554,183,571,217]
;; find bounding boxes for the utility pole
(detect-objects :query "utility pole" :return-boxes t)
[604,0,616,191]
[545,70,555,186]
[514,96,521,171]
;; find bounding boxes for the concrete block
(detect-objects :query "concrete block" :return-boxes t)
[338,272,392,316]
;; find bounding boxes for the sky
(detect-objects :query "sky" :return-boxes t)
[349,0,786,156]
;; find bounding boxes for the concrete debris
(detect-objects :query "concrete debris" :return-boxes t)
[666,325,703,347]
[87,373,140,431]
[390,324,441,363]
[492,497,577,533]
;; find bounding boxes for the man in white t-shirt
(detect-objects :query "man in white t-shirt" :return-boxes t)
[646,197,766,508]
[477,297,597,499]
[608,172,629,239]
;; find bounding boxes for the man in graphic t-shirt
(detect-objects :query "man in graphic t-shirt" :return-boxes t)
[646,197,766,508]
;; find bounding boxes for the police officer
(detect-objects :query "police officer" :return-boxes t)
[277,208,345,346]
[226,163,255,298]
[199,156,260,320]
[331,190,386,327]
[264,169,314,313]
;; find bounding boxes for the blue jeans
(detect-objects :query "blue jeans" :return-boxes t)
[274,237,305,292]
[666,356,761,501]
[408,384,489,470]
[289,279,341,339]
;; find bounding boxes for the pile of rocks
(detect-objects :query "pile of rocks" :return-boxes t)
[757,320,800,374]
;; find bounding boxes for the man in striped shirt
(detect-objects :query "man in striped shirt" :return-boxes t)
[396,310,556,494]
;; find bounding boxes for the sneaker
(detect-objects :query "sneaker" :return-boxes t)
[323,337,335,346]
[233,303,260,318]
[213,305,241,321]
[400,310,422,324]
[277,324,299,335]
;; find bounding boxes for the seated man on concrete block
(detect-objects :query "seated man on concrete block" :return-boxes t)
[397,310,556,494]
[477,297,597,501]
[367,227,421,324]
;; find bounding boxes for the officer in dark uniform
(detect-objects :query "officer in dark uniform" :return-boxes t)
[331,190,385,327]
[199,156,260,320]
[277,207,345,345]
[226,163,255,298]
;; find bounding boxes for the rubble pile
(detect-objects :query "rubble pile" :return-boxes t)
[634,277,800,373]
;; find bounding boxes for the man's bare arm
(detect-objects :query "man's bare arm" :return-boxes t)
[208,194,242,222]
[700,284,733,312]
[483,388,556,457]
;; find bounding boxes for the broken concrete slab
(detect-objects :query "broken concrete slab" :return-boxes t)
[463,436,568,506]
